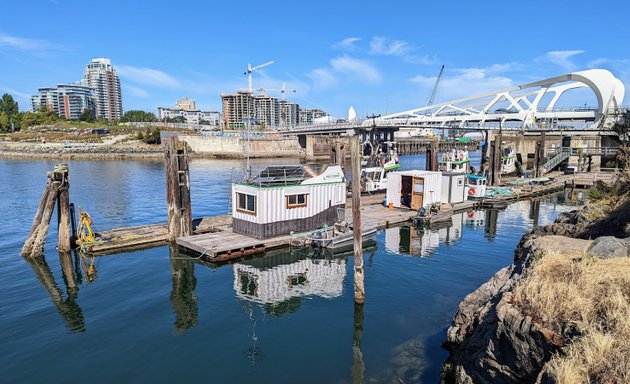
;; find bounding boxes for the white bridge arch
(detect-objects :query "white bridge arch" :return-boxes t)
[365,69,625,131]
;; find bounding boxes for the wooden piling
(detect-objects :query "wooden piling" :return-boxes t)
[56,164,72,252]
[352,302,365,384]
[22,172,61,258]
[425,139,439,171]
[351,135,365,304]
[164,137,193,242]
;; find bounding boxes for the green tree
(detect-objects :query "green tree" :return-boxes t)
[79,108,95,122]
[21,111,38,128]
[165,116,186,124]
[121,110,157,122]
[0,112,9,131]
[0,93,19,117]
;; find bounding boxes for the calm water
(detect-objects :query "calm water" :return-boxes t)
[0,154,574,383]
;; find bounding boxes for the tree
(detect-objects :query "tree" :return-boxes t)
[0,93,18,118]
[79,108,95,122]
[165,116,186,124]
[0,112,9,131]
[121,110,158,123]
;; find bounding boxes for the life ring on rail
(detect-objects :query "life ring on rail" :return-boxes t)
[467,210,475,218]
[468,187,477,196]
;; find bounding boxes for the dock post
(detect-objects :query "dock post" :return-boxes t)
[351,134,365,304]
[56,164,72,252]
[425,139,439,171]
[352,302,365,383]
[164,137,193,242]
[22,171,62,258]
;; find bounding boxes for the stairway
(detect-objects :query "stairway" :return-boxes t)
[543,149,571,173]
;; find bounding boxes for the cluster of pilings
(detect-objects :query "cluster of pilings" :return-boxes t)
[22,164,74,259]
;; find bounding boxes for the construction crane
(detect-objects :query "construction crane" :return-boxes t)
[257,82,296,100]
[426,64,445,106]
[244,61,274,93]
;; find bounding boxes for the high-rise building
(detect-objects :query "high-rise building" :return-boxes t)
[253,94,280,128]
[176,97,196,111]
[221,91,255,129]
[32,83,95,120]
[299,108,328,125]
[84,58,123,120]
[279,100,299,128]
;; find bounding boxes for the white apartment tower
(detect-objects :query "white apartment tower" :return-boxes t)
[84,58,123,120]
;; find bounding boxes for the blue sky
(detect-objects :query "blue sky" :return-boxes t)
[1,0,628,118]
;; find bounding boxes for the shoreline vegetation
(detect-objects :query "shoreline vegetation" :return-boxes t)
[441,178,630,384]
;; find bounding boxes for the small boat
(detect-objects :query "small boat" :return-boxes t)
[501,146,517,175]
[360,152,400,193]
[439,148,470,174]
[413,203,453,227]
[310,221,378,250]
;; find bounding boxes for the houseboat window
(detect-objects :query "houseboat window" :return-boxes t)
[457,178,464,186]
[236,192,256,214]
[286,193,308,208]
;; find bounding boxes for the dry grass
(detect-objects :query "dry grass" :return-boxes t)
[513,251,630,383]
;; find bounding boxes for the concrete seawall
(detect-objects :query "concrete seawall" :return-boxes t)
[180,134,304,158]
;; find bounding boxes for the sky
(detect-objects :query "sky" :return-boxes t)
[1,0,629,118]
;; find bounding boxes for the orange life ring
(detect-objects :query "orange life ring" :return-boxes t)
[468,187,477,196]
[467,210,475,218]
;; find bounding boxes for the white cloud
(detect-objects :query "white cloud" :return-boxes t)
[116,65,181,88]
[307,68,339,90]
[0,85,32,103]
[333,37,361,51]
[410,66,515,101]
[124,85,150,98]
[369,36,411,57]
[541,50,585,70]
[0,33,59,54]
[330,56,381,84]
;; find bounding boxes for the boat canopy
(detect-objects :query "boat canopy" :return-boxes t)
[250,164,329,186]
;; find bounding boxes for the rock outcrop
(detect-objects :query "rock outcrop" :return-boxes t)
[440,199,630,384]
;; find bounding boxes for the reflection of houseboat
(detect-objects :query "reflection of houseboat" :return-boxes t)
[386,170,442,210]
[439,148,470,174]
[464,210,485,226]
[233,254,347,305]
[385,226,440,257]
[465,174,487,199]
[501,147,516,174]
[232,164,346,239]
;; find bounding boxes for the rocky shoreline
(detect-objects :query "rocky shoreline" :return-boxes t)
[440,192,630,383]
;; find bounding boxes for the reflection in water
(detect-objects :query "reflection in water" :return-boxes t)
[26,253,85,333]
[485,209,499,240]
[464,210,485,227]
[233,251,348,313]
[386,226,439,258]
[530,199,541,227]
[169,247,198,334]
[352,302,365,384]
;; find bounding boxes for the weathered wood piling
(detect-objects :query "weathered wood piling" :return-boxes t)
[22,164,71,258]
[164,137,192,242]
[351,134,365,304]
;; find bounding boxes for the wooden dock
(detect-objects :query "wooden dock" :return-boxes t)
[87,170,613,260]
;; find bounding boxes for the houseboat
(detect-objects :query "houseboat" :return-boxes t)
[232,164,346,239]
[464,174,487,199]
[439,148,470,173]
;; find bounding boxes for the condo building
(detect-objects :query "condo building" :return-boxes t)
[176,97,196,111]
[83,58,123,120]
[157,106,221,126]
[31,83,95,120]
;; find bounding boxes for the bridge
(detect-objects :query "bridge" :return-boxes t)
[273,69,625,134]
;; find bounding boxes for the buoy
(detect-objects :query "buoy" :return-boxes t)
[467,210,475,218]
[468,188,477,196]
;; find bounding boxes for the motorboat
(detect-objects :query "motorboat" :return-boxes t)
[310,221,378,250]
[413,202,454,227]
[439,148,470,173]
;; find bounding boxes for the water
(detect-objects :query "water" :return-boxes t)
[0,155,575,383]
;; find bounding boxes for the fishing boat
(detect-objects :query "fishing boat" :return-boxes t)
[439,148,470,173]
[501,146,517,174]
[413,202,454,227]
[464,174,487,199]
[310,221,378,250]
[360,149,400,193]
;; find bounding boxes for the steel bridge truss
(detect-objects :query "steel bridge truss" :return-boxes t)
[367,69,625,131]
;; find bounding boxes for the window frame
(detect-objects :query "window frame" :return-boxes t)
[286,193,308,209]
[236,192,257,215]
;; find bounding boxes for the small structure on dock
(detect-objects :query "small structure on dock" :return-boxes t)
[441,172,466,203]
[385,170,442,210]
[232,164,346,239]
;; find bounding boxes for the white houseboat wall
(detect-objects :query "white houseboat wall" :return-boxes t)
[232,164,346,239]
[385,170,442,210]
[438,148,470,174]
[440,172,466,204]
[464,174,487,199]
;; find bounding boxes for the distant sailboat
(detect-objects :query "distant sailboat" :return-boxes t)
[348,106,357,122]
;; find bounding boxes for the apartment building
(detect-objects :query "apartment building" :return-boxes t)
[84,58,123,120]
